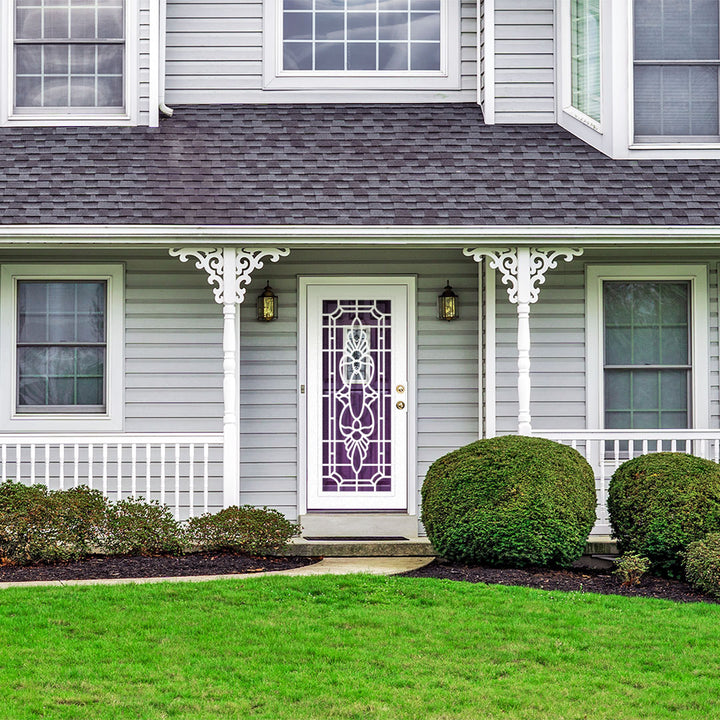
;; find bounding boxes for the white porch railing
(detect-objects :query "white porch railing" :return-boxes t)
[541,429,720,533]
[0,434,224,520]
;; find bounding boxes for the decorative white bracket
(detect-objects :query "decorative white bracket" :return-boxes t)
[463,246,584,436]
[169,246,290,305]
[169,246,290,508]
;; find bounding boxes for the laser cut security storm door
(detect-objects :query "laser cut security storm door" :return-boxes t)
[304,279,412,511]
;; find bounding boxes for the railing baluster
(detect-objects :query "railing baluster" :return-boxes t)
[189,443,195,519]
[671,439,677,452]
[15,444,20,483]
[1,444,6,482]
[145,443,152,502]
[44,443,50,488]
[59,444,65,490]
[30,444,36,485]
[160,444,166,506]
[73,443,79,487]
[88,444,94,489]
[102,443,108,496]
[203,443,209,514]
[116,444,122,501]
[715,439,719,464]
[175,443,180,520]
[131,444,137,497]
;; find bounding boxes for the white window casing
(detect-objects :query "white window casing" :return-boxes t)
[263,0,460,91]
[0,264,124,432]
[585,264,709,431]
[1,0,139,126]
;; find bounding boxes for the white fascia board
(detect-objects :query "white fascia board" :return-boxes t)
[2,224,720,248]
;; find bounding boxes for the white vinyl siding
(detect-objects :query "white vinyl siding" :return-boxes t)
[493,0,555,123]
[164,0,477,102]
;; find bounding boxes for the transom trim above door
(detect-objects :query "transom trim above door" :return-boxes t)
[298,277,417,514]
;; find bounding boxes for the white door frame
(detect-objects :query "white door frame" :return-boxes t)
[297,276,417,514]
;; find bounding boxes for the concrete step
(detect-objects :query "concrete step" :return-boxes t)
[283,536,618,558]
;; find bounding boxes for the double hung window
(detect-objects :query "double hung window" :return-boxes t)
[13,0,125,115]
[634,0,720,142]
[266,0,459,90]
[0,265,123,431]
[587,265,708,432]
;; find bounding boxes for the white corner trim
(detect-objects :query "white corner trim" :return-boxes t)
[585,263,710,431]
[0,263,125,433]
[480,0,495,123]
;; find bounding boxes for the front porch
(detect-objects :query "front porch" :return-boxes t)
[0,236,716,541]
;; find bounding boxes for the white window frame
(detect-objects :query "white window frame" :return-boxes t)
[263,0,460,91]
[586,264,709,431]
[558,0,602,133]
[0,264,124,432]
[0,0,138,127]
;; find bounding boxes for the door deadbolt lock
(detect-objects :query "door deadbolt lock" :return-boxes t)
[396,385,405,393]
[396,401,406,410]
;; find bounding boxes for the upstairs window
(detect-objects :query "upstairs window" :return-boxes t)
[634,0,720,142]
[265,0,459,90]
[570,0,600,124]
[13,0,125,115]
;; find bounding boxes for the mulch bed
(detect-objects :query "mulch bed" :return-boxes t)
[0,552,318,583]
[402,559,719,604]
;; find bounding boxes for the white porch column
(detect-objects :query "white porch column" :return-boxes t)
[463,246,583,436]
[169,246,290,507]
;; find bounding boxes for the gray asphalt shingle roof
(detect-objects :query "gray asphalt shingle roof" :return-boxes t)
[1,103,718,226]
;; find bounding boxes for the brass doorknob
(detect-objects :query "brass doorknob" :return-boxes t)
[396,385,405,393]
[396,401,405,410]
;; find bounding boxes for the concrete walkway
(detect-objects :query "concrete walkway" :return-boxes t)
[0,556,433,590]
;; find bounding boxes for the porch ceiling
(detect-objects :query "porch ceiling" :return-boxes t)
[2,104,720,228]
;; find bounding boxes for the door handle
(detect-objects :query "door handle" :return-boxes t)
[396,401,405,410]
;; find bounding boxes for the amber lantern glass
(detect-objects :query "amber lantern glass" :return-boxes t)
[257,282,278,321]
[438,281,459,321]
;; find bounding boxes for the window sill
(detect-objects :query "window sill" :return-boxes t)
[263,71,460,91]
[2,112,135,128]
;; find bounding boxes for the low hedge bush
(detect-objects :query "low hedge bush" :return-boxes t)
[185,505,300,555]
[105,497,185,556]
[0,482,108,565]
[683,533,720,598]
[421,435,597,567]
[608,452,720,577]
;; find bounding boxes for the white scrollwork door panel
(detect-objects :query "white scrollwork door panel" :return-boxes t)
[305,281,410,510]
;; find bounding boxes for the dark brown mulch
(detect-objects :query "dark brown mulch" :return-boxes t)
[0,552,318,583]
[402,559,719,604]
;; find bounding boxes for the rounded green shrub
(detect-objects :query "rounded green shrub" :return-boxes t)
[608,452,720,577]
[683,533,720,598]
[0,481,108,565]
[185,505,300,555]
[104,497,185,556]
[421,436,597,567]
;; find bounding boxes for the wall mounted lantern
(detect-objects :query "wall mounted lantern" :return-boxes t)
[257,282,278,321]
[438,281,459,321]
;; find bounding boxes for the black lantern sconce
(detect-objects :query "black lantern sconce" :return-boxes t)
[257,281,279,322]
[438,281,459,321]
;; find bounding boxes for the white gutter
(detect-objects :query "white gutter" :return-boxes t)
[1,224,720,249]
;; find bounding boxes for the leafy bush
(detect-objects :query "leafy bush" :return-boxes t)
[683,533,720,598]
[612,552,651,586]
[185,505,300,555]
[608,453,720,577]
[0,481,108,565]
[104,497,185,556]
[421,436,597,567]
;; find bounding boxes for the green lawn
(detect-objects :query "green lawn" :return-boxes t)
[0,575,718,720]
